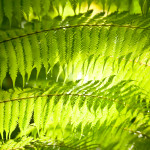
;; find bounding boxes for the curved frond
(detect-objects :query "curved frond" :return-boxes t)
[0,77,150,149]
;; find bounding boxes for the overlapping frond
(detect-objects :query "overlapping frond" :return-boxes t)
[0,0,150,28]
[1,12,150,92]
[0,77,150,149]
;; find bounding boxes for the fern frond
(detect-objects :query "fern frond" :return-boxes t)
[0,137,33,150]
[0,0,3,26]
[3,93,12,140]
[0,77,149,149]
[56,29,66,65]
[29,34,42,79]
[105,26,117,57]
[66,28,73,63]
[23,97,34,134]
[89,27,99,55]
[43,96,55,133]
[1,19,150,90]
[8,31,25,86]
[18,94,27,133]
[0,43,7,88]
[5,40,18,87]
[22,36,33,81]
[72,27,81,62]
[53,95,64,130]
[34,97,42,133]
[39,32,49,74]
[81,26,91,60]
[0,98,4,139]
[47,30,59,72]
[97,26,108,56]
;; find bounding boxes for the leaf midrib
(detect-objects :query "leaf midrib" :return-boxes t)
[0,24,149,44]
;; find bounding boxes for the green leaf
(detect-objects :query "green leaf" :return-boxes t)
[39,33,49,74]
[18,97,27,133]
[56,29,66,65]
[5,40,18,87]
[89,27,100,55]
[23,97,34,133]
[8,31,25,86]
[0,0,3,26]
[0,44,7,88]
[105,27,118,57]
[29,34,41,79]
[72,27,81,63]
[120,28,134,56]
[53,96,64,129]
[4,98,12,139]
[43,96,55,132]
[0,102,4,139]
[66,28,73,63]
[22,36,33,81]
[47,30,59,71]
[81,26,91,60]
[97,27,108,56]
[34,97,42,133]
[9,100,19,138]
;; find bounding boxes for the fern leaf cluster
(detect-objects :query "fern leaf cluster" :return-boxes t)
[1,13,150,91]
[1,0,150,149]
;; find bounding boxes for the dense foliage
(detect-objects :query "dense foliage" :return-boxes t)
[0,0,150,149]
